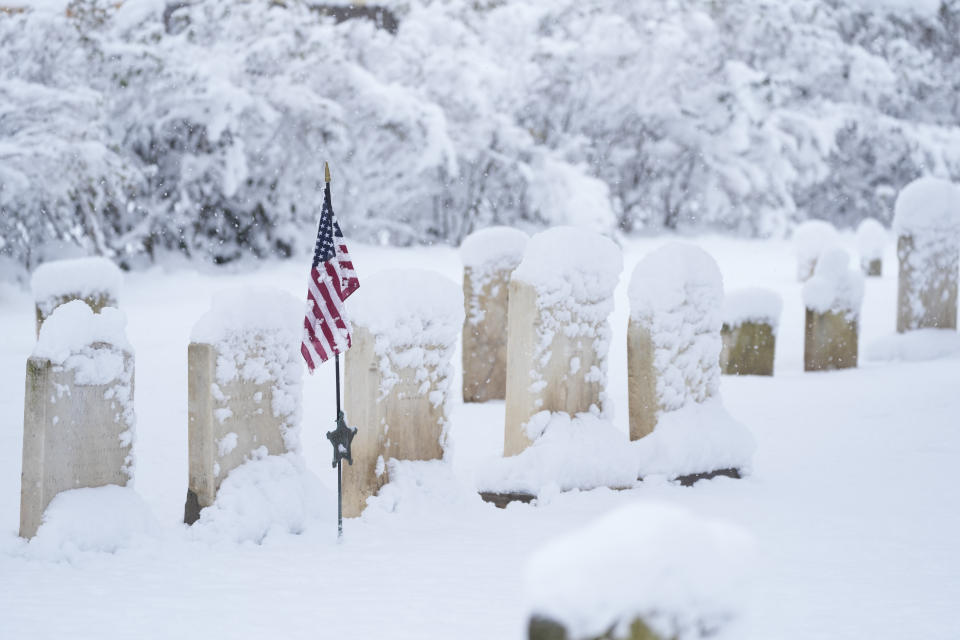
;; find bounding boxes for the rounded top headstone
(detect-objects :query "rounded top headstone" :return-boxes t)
[512,226,622,305]
[893,177,960,237]
[628,242,723,321]
[350,268,463,347]
[722,288,783,328]
[459,226,529,272]
[191,287,303,346]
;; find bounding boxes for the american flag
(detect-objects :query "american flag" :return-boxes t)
[301,180,359,372]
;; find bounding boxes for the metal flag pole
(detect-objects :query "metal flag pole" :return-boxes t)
[335,352,342,539]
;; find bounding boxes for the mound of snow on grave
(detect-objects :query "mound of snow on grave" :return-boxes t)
[192,287,304,452]
[792,220,840,280]
[856,218,887,262]
[525,503,753,640]
[350,269,462,413]
[722,288,782,330]
[31,256,122,314]
[477,412,638,496]
[866,329,960,362]
[893,177,960,237]
[629,243,723,411]
[191,452,331,544]
[28,486,157,559]
[635,398,756,478]
[365,459,486,518]
[802,248,865,317]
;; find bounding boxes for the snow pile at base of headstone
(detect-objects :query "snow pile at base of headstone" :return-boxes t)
[866,329,960,362]
[792,220,840,280]
[634,398,756,478]
[28,486,158,559]
[722,288,782,330]
[525,503,753,640]
[365,459,486,518]
[191,287,304,452]
[32,300,136,474]
[460,226,528,325]
[856,218,888,262]
[476,412,638,496]
[629,243,723,412]
[893,177,960,238]
[30,256,122,315]
[512,226,622,414]
[350,268,462,414]
[191,452,331,544]
[802,248,865,317]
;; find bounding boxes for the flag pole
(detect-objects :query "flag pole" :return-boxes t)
[327,161,344,540]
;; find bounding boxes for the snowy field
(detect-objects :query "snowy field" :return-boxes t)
[0,235,958,639]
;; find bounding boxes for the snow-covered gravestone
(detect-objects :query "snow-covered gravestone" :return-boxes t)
[720,288,782,376]
[503,227,622,456]
[460,227,528,403]
[856,218,887,277]
[343,270,462,517]
[893,177,960,333]
[525,504,752,640]
[19,301,135,539]
[31,257,122,336]
[793,220,840,281]
[185,288,303,525]
[802,248,864,371]
[628,244,723,441]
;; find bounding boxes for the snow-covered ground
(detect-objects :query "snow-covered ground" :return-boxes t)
[0,235,958,639]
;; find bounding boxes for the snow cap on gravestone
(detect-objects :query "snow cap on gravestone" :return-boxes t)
[511,226,622,307]
[893,177,960,238]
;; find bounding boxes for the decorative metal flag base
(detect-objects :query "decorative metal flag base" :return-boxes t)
[326,353,356,538]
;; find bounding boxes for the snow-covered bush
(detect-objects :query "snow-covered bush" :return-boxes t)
[2,0,960,272]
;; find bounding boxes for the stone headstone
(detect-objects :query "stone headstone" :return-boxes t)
[856,218,887,277]
[793,220,840,282]
[720,288,782,376]
[802,248,864,371]
[184,288,303,524]
[627,243,723,440]
[31,257,122,336]
[503,227,622,457]
[525,504,751,640]
[893,177,960,332]
[19,301,135,539]
[460,227,528,403]
[342,270,462,517]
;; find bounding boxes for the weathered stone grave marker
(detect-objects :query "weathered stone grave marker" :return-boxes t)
[342,269,462,517]
[503,227,622,457]
[893,177,960,332]
[184,288,303,524]
[802,248,864,371]
[19,300,135,539]
[31,256,122,336]
[460,227,528,403]
[720,288,782,376]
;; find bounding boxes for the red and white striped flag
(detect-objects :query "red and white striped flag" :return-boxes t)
[301,179,359,372]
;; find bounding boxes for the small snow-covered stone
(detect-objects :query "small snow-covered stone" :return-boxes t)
[722,288,782,330]
[802,248,865,316]
[525,503,753,640]
[856,218,888,262]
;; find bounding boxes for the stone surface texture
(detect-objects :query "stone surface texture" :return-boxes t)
[896,235,958,332]
[720,321,776,376]
[462,265,512,403]
[19,353,134,539]
[804,309,858,371]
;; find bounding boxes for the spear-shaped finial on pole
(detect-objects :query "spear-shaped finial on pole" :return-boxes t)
[325,161,331,184]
